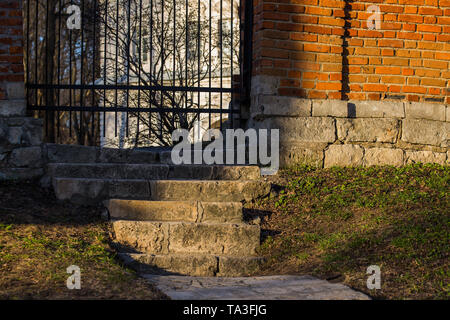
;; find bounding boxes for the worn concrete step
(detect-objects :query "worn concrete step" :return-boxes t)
[105,200,243,224]
[150,180,271,202]
[52,178,150,204]
[111,220,260,256]
[45,144,169,164]
[45,144,256,165]
[53,178,271,204]
[48,163,260,180]
[118,253,265,277]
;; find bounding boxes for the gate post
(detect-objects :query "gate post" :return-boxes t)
[0,0,44,181]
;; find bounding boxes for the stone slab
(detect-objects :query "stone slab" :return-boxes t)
[279,142,326,168]
[53,178,151,204]
[312,100,349,117]
[105,200,243,224]
[142,275,370,300]
[4,117,43,146]
[0,168,44,180]
[337,118,400,143]
[48,163,170,180]
[119,253,219,277]
[0,100,26,117]
[150,180,271,202]
[402,119,449,147]
[254,117,336,143]
[350,100,405,118]
[111,220,260,256]
[363,148,404,167]
[405,102,446,122]
[46,144,99,163]
[253,96,311,117]
[405,150,446,165]
[324,144,364,168]
[118,253,265,277]
[9,146,42,168]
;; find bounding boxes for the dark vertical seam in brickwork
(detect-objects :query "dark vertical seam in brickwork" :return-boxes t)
[340,0,353,101]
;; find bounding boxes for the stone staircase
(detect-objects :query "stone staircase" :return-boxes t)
[46,145,271,276]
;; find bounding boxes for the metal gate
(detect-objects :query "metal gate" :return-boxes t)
[25,0,253,147]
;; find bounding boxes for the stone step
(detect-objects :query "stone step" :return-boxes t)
[105,200,243,224]
[48,163,260,180]
[111,220,261,256]
[150,180,271,202]
[53,178,271,204]
[52,178,150,204]
[118,253,265,277]
[45,144,168,164]
[45,143,256,165]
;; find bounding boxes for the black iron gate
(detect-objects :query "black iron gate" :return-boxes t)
[25,0,252,147]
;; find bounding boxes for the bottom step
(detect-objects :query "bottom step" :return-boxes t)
[118,253,265,277]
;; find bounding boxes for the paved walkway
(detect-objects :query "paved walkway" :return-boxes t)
[142,274,370,300]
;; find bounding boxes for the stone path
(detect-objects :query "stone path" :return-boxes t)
[142,274,370,300]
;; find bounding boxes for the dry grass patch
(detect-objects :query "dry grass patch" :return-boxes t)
[0,180,168,300]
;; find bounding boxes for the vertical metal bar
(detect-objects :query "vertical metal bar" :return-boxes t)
[172,0,176,130]
[160,0,164,140]
[219,0,223,131]
[92,0,98,140]
[238,0,243,130]
[80,0,85,143]
[126,0,131,137]
[230,0,234,128]
[69,0,73,137]
[26,0,30,107]
[197,0,200,140]
[103,0,108,137]
[34,0,38,109]
[45,0,49,137]
[208,0,211,130]
[114,0,119,137]
[57,0,62,137]
[243,0,253,124]
[137,0,143,138]
[149,0,153,139]
[185,0,188,121]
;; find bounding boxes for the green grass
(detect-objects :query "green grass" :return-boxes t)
[251,163,449,299]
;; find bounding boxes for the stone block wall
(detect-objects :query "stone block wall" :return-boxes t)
[0,0,44,180]
[250,77,448,167]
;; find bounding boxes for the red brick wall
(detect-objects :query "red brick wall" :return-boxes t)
[0,0,24,100]
[253,0,450,104]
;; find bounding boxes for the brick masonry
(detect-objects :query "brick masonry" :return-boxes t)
[0,0,25,100]
[252,0,450,104]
